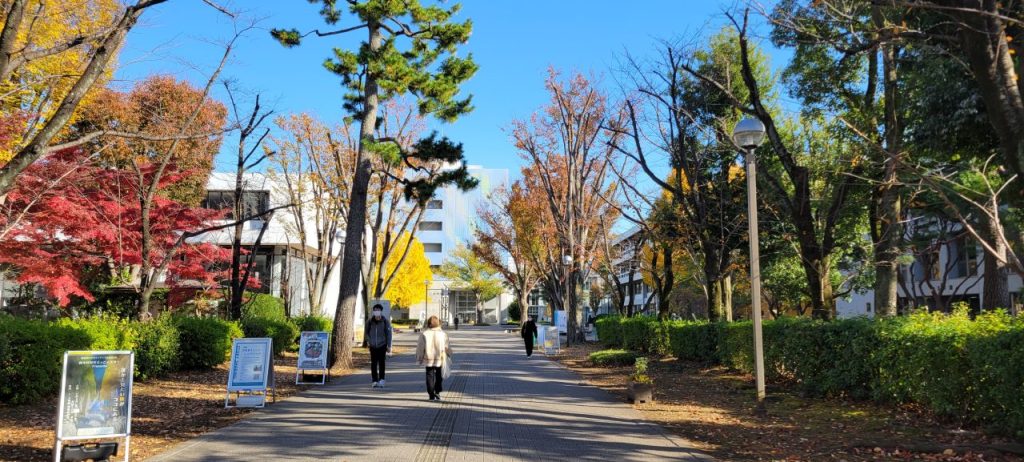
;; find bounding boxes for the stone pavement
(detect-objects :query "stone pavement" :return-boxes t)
[149,326,711,461]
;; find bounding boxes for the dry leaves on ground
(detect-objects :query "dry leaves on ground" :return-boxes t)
[553,344,1024,462]
[0,349,373,462]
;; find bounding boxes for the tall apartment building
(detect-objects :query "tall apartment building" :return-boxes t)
[415,165,511,324]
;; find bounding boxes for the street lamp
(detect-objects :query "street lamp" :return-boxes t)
[562,254,572,328]
[424,279,430,322]
[733,116,767,414]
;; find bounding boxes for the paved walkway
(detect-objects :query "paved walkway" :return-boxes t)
[149,326,711,461]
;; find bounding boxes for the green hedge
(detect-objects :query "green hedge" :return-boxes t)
[175,316,243,369]
[134,314,180,380]
[240,316,299,356]
[597,310,1024,437]
[595,316,624,347]
[1,313,252,404]
[666,320,720,363]
[0,316,91,404]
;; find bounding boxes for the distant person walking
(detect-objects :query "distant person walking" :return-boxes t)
[416,316,452,401]
[365,304,392,388]
[521,316,538,357]
[453,316,459,330]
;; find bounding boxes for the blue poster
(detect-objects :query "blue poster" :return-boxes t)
[58,351,133,439]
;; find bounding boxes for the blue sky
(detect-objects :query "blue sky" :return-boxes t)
[116,0,785,180]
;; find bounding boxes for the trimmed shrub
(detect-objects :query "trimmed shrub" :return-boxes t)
[598,310,1024,437]
[241,293,286,321]
[175,316,243,369]
[595,316,624,347]
[133,313,180,380]
[964,315,1024,437]
[0,316,91,404]
[621,316,670,354]
[241,317,299,356]
[667,321,720,363]
[293,314,333,333]
[56,314,136,350]
[588,349,637,366]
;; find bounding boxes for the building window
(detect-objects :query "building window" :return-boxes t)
[912,248,941,281]
[950,236,978,279]
[203,190,270,220]
[866,302,872,313]
[419,221,443,231]
[426,199,443,209]
[423,243,442,253]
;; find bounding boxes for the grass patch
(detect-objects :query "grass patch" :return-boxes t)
[588,349,637,366]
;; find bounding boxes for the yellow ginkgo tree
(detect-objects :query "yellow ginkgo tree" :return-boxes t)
[370,232,432,309]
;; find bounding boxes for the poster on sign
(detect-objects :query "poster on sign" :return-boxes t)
[54,351,134,460]
[296,331,330,384]
[554,310,567,334]
[225,338,275,408]
[543,326,560,355]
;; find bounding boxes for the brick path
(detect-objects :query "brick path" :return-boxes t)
[148,326,711,461]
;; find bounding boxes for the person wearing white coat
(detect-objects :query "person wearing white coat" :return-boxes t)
[415,315,452,401]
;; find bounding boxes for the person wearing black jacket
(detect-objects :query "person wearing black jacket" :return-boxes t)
[520,316,538,357]
[365,304,393,388]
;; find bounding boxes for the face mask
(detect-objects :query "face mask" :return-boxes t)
[373,311,382,318]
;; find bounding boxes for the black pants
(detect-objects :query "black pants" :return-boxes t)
[370,346,387,382]
[523,337,534,356]
[425,366,444,398]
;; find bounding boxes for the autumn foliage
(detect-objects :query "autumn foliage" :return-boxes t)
[0,147,230,306]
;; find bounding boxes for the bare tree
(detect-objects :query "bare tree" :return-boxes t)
[513,71,619,344]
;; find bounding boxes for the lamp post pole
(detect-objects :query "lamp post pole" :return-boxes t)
[424,279,430,322]
[562,254,572,328]
[734,117,767,414]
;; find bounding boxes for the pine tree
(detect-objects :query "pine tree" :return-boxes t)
[271,0,478,368]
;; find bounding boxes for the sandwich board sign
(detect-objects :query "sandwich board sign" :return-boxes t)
[296,331,330,385]
[225,338,275,408]
[54,350,134,462]
[543,326,560,355]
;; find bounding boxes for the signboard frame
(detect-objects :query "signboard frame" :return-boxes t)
[53,350,135,462]
[225,338,276,408]
[295,331,330,385]
[542,326,560,355]
[554,309,568,334]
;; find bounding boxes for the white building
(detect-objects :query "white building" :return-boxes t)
[193,173,366,333]
[837,219,1022,318]
[603,226,659,316]
[416,165,513,325]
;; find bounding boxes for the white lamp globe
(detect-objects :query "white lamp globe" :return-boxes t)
[732,117,767,149]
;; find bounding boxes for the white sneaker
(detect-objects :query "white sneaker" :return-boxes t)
[371,381,379,388]
[378,380,386,388]
[436,396,443,401]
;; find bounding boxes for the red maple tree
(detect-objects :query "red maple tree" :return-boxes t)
[0,147,233,307]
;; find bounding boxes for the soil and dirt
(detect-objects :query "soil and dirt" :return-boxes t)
[0,349,373,462]
[553,343,1024,462]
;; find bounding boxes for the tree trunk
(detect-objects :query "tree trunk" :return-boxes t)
[723,273,733,322]
[872,28,903,318]
[329,22,381,370]
[708,275,725,322]
[982,212,1010,312]
[802,256,835,320]
[943,1,1024,182]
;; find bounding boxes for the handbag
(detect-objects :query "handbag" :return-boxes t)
[441,353,453,379]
